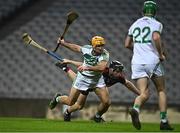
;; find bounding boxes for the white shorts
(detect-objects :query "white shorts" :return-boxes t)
[73,72,106,91]
[131,63,164,79]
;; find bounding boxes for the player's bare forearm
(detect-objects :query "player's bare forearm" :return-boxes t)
[124,80,140,95]
[62,42,81,52]
[77,61,107,72]
[71,61,83,67]
[125,36,133,51]
[64,59,83,67]
[58,39,81,52]
[162,42,168,58]
[155,41,162,56]
[153,32,164,58]
[87,61,107,72]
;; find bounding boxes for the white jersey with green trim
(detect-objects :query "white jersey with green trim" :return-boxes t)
[128,16,163,64]
[80,45,109,77]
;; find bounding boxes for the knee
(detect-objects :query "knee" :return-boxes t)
[157,87,165,93]
[77,103,84,110]
[158,90,166,97]
[68,100,75,106]
[140,93,149,101]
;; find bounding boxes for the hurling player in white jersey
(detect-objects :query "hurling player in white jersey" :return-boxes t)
[125,1,173,131]
[49,36,111,122]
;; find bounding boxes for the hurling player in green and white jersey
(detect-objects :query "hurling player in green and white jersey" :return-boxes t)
[125,1,173,131]
[49,36,111,122]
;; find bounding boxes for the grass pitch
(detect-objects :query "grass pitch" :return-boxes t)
[0,117,179,132]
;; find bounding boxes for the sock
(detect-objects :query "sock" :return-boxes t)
[56,96,60,102]
[160,112,167,123]
[66,109,71,114]
[63,67,70,72]
[133,104,140,113]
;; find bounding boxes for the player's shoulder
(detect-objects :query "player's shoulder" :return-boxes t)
[81,45,93,55]
[138,16,162,27]
[149,17,162,24]
[101,49,109,59]
[150,18,163,31]
[133,17,143,23]
[103,49,109,55]
[129,17,142,28]
[82,45,92,49]
[136,17,144,22]
[135,16,150,24]
[81,45,92,53]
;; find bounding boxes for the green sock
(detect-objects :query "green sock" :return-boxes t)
[133,104,140,113]
[160,112,167,120]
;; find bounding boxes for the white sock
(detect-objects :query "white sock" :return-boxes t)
[133,107,140,113]
[161,119,167,123]
[56,96,60,102]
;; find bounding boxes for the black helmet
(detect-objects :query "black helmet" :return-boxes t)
[109,60,124,71]
[143,1,157,17]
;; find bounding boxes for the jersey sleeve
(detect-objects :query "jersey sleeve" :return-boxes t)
[153,22,163,34]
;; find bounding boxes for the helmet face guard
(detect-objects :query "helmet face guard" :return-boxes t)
[109,60,124,72]
[91,36,105,47]
[143,1,157,17]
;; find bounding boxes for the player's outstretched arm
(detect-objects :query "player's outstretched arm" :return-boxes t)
[63,59,83,67]
[124,79,140,95]
[78,60,108,72]
[58,38,81,53]
[58,59,82,81]
[56,61,77,81]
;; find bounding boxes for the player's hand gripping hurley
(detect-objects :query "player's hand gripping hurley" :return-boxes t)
[53,11,79,52]
[22,33,64,61]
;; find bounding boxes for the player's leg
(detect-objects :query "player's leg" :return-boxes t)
[152,76,174,130]
[62,72,91,120]
[64,93,88,121]
[130,77,149,130]
[129,64,150,130]
[49,87,80,109]
[68,93,87,112]
[58,87,81,105]
[133,78,149,107]
[93,87,111,122]
[55,62,77,81]
[124,79,140,95]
